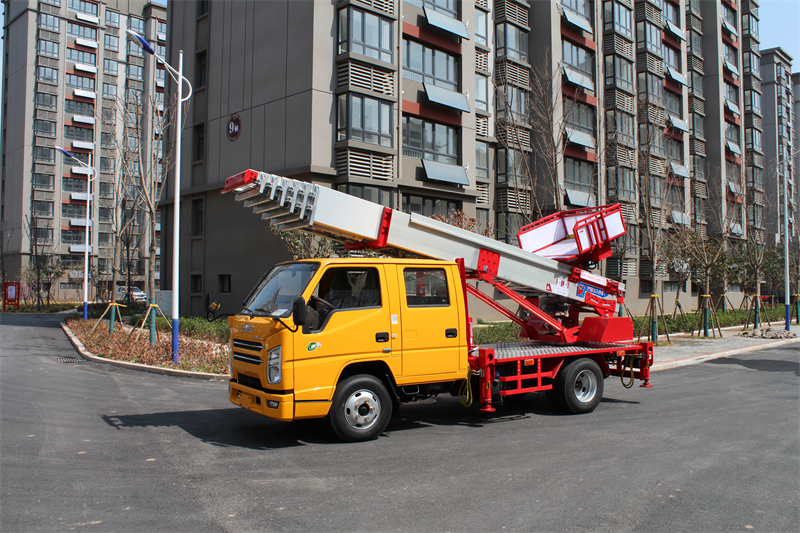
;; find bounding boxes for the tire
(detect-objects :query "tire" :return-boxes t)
[329,374,392,442]
[553,358,604,414]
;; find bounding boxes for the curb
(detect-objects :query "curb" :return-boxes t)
[651,336,800,372]
[61,322,230,382]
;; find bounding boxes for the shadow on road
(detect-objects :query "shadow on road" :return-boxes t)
[101,408,341,449]
[0,313,71,328]
[707,356,800,376]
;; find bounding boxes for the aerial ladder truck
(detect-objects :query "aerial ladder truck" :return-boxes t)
[213,169,653,442]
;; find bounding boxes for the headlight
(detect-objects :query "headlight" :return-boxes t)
[267,346,282,384]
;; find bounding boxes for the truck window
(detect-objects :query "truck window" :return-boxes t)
[311,267,382,316]
[403,268,449,307]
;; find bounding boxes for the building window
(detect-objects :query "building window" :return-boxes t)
[127,39,143,57]
[475,9,488,47]
[35,229,54,245]
[193,125,205,161]
[562,40,594,76]
[198,0,209,16]
[412,0,457,17]
[36,66,58,84]
[338,6,393,63]
[721,4,737,31]
[337,184,394,208]
[34,147,55,163]
[663,44,680,70]
[65,74,95,91]
[563,0,593,23]
[68,0,98,16]
[104,35,119,51]
[475,74,488,112]
[33,200,54,217]
[606,110,635,145]
[67,22,97,41]
[337,94,393,148]
[665,137,683,163]
[692,113,704,139]
[157,43,166,57]
[103,83,117,99]
[496,212,525,245]
[105,10,120,27]
[476,141,489,180]
[35,93,57,110]
[402,116,458,165]
[37,39,59,58]
[191,199,203,237]
[157,21,167,37]
[640,125,665,156]
[636,21,662,56]
[63,151,89,165]
[100,157,114,173]
[62,203,87,218]
[665,89,682,118]
[723,42,737,67]
[663,1,679,25]
[638,72,664,106]
[564,157,595,194]
[605,55,633,92]
[66,48,95,65]
[99,182,114,198]
[724,84,739,105]
[745,90,761,114]
[38,14,60,32]
[743,52,761,77]
[742,14,759,39]
[725,121,740,144]
[607,166,636,201]
[746,129,762,152]
[496,23,528,62]
[34,120,57,137]
[401,194,460,218]
[127,64,144,81]
[103,59,118,75]
[63,177,87,192]
[689,30,702,56]
[64,100,94,119]
[218,275,231,294]
[497,85,528,120]
[33,174,55,190]
[128,17,145,34]
[603,1,633,39]
[497,148,526,185]
[691,71,703,97]
[564,99,596,135]
[61,230,85,245]
[64,126,93,142]
[401,40,456,90]
[195,51,207,87]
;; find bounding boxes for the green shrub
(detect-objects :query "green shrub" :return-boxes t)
[128,312,230,343]
[473,321,522,344]
[3,302,78,313]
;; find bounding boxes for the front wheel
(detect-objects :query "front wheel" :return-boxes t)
[329,374,392,442]
[554,358,604,414]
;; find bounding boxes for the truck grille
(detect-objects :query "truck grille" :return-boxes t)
[233,352,263,365]
[233,338,263,351]
[237,373,263,390]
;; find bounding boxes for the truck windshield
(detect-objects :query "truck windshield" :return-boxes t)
[242,262,319,317]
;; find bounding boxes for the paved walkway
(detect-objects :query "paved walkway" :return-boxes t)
[650,322,800,371]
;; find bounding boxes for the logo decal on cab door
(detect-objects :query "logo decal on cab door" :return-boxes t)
[307,342,322,352]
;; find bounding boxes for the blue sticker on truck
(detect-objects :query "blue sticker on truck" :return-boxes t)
[576,283,608,300]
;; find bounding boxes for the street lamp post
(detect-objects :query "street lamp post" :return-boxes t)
[126,30,192,363]
[56,147,95,320]
[783,149,799,331]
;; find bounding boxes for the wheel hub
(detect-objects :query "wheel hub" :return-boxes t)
[344,389,380,430]
[574,369,598,403]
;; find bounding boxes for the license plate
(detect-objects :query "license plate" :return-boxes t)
[239,393,252,408]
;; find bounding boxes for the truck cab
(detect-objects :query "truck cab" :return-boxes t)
[228,257,468,441]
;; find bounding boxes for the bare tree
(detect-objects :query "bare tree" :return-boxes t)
[22,215,63,307]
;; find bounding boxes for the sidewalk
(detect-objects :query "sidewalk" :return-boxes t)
[650,322,800,371]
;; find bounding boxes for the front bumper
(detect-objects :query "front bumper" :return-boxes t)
[229,380,294,421]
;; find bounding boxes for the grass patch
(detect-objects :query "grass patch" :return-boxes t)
[65,316,229,374]
[3,302,78,313]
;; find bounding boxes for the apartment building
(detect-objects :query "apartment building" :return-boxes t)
[0,0,166,301]
[163,0,792,317]
[760,48,796,245]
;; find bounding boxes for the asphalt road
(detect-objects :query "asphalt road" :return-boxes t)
[1,312,798,533]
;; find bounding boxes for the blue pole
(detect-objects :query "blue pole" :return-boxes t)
[83,301,88,320]
[172,317,180,364]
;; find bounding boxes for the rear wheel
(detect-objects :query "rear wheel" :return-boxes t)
[329,374,392,442]
[553,358,604,414]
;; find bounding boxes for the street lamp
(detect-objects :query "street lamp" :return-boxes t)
[782,149,799,331]
[56,146,95,320]
[126,29,193,363]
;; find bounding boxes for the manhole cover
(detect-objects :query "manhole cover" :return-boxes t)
[56,357,82,363]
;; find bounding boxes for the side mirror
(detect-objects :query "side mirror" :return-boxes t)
[205,291,222,322]
[292,296,307,326]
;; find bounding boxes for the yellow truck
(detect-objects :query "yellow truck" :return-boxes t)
[214,170,653,442]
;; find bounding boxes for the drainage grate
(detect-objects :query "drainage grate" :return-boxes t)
[56,357,82,363]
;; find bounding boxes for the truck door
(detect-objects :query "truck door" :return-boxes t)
[293,265,398,402]
[397,265,463,379]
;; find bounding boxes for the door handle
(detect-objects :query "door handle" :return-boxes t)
[445,328,458,338]
[376,332,389,343]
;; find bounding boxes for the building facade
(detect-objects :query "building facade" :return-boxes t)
[163,0,795,317]
[760,48,796,247]
[1,0,166,301]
